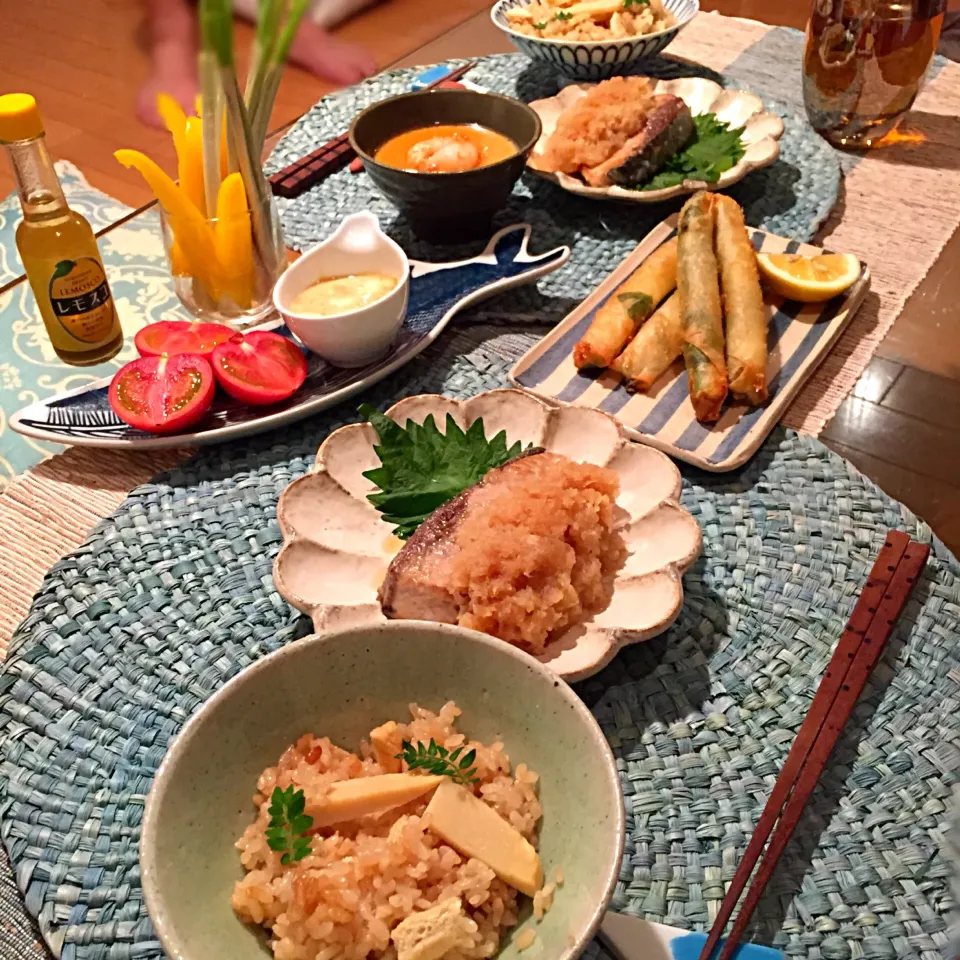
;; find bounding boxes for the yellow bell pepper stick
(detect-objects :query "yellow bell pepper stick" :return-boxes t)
[169,240,191,277]
[180,116,207,216]
[156,93,187,157]
[114,148,220,299]
[215,172,254,309]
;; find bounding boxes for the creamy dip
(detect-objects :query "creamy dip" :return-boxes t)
[291,272,397,316]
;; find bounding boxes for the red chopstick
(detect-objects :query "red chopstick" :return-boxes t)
[269,61,478,198]
[700,531,930,960]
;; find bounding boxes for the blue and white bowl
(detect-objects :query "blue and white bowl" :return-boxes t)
[491,0,698,81]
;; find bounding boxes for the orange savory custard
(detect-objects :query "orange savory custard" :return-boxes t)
[374,124,517,173]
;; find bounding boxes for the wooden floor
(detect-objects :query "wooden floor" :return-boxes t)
[0,0,494,204]
[3,0,960,553]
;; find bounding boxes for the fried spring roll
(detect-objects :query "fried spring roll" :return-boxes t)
[715,195,768,404]
[677,191,727,422]
[573,236,678,370]
[611,292,682,392]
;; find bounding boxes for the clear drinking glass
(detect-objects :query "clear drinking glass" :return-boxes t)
[158,191,286,327]
[802,0,946,148]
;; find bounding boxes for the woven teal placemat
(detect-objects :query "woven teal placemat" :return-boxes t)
[267,53,841,326]
[1,317,959,960]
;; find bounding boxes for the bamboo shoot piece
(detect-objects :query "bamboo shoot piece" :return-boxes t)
[562,0,625,17]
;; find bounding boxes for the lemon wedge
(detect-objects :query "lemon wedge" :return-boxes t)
[756,252,861,302]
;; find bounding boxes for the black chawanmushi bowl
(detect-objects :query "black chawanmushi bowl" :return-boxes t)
[349,88,541,242]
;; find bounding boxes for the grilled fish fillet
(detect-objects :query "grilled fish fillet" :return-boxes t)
[378,451,625,652]
[582,94,694,188]
[378,450,545,622]
[378,492,470,623]
[537,76,655,174]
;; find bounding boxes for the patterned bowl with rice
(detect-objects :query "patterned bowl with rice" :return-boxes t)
[491,0,699,81]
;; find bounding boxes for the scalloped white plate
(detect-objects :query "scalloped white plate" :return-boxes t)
[526,76,785,203]
[273,389,702,681]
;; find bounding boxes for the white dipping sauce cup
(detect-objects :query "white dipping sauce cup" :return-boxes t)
[273,212,410,368]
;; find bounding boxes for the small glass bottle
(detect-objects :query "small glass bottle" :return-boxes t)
[0,93,123,365]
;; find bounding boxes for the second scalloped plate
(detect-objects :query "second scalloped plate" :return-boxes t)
[273,389,702,681]
[526,76,785,203]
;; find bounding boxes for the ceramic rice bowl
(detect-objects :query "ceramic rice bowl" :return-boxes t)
[141,621,625,960]
[491,0,699,81]
[273,389,702,681]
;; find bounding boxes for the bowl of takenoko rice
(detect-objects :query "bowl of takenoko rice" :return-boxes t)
[141,620,625,960]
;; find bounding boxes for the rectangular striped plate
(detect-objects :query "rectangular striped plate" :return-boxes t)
[509,216,870,472]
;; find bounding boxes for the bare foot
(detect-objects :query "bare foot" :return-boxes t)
[288,22,377,86]
[137,44,199,129]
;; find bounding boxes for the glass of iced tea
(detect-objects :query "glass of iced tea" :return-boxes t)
[803,0,945,148]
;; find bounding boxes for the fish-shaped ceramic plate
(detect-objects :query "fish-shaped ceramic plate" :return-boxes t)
[10,224,569,450]
[273,388,702,682]
[527,77,784,203]
[509,216,870,472]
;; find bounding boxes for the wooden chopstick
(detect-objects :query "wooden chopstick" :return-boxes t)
[269,60,478,198]
[700,531,930,960]
[697,530,909,959]
[270,136,355,198]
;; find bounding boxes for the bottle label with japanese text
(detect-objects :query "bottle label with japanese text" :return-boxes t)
[47,257,118,344]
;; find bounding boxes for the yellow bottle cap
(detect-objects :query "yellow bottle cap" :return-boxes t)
[0,93,44,144]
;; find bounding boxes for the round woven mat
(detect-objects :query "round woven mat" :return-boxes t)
[268,54,841,331]
[1,319,959,960]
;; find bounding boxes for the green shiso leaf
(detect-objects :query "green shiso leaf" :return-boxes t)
[641,112,746,192]
[359,404,529,540]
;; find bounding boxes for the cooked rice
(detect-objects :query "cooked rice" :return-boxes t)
[532,882,555,921]
[450,453,626,653]
[515,929,537,951]
[506,0,674,42]
[232,702,542,960]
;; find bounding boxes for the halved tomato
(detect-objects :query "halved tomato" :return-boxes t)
[210,331,308,406]
[108,353,215,434]
[135,320,234,358]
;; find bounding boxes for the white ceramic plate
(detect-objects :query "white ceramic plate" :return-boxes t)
[273,389,702,681]
[527,77,785,203]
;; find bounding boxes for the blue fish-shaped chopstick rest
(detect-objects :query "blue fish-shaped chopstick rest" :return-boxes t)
[599,913,784,960]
